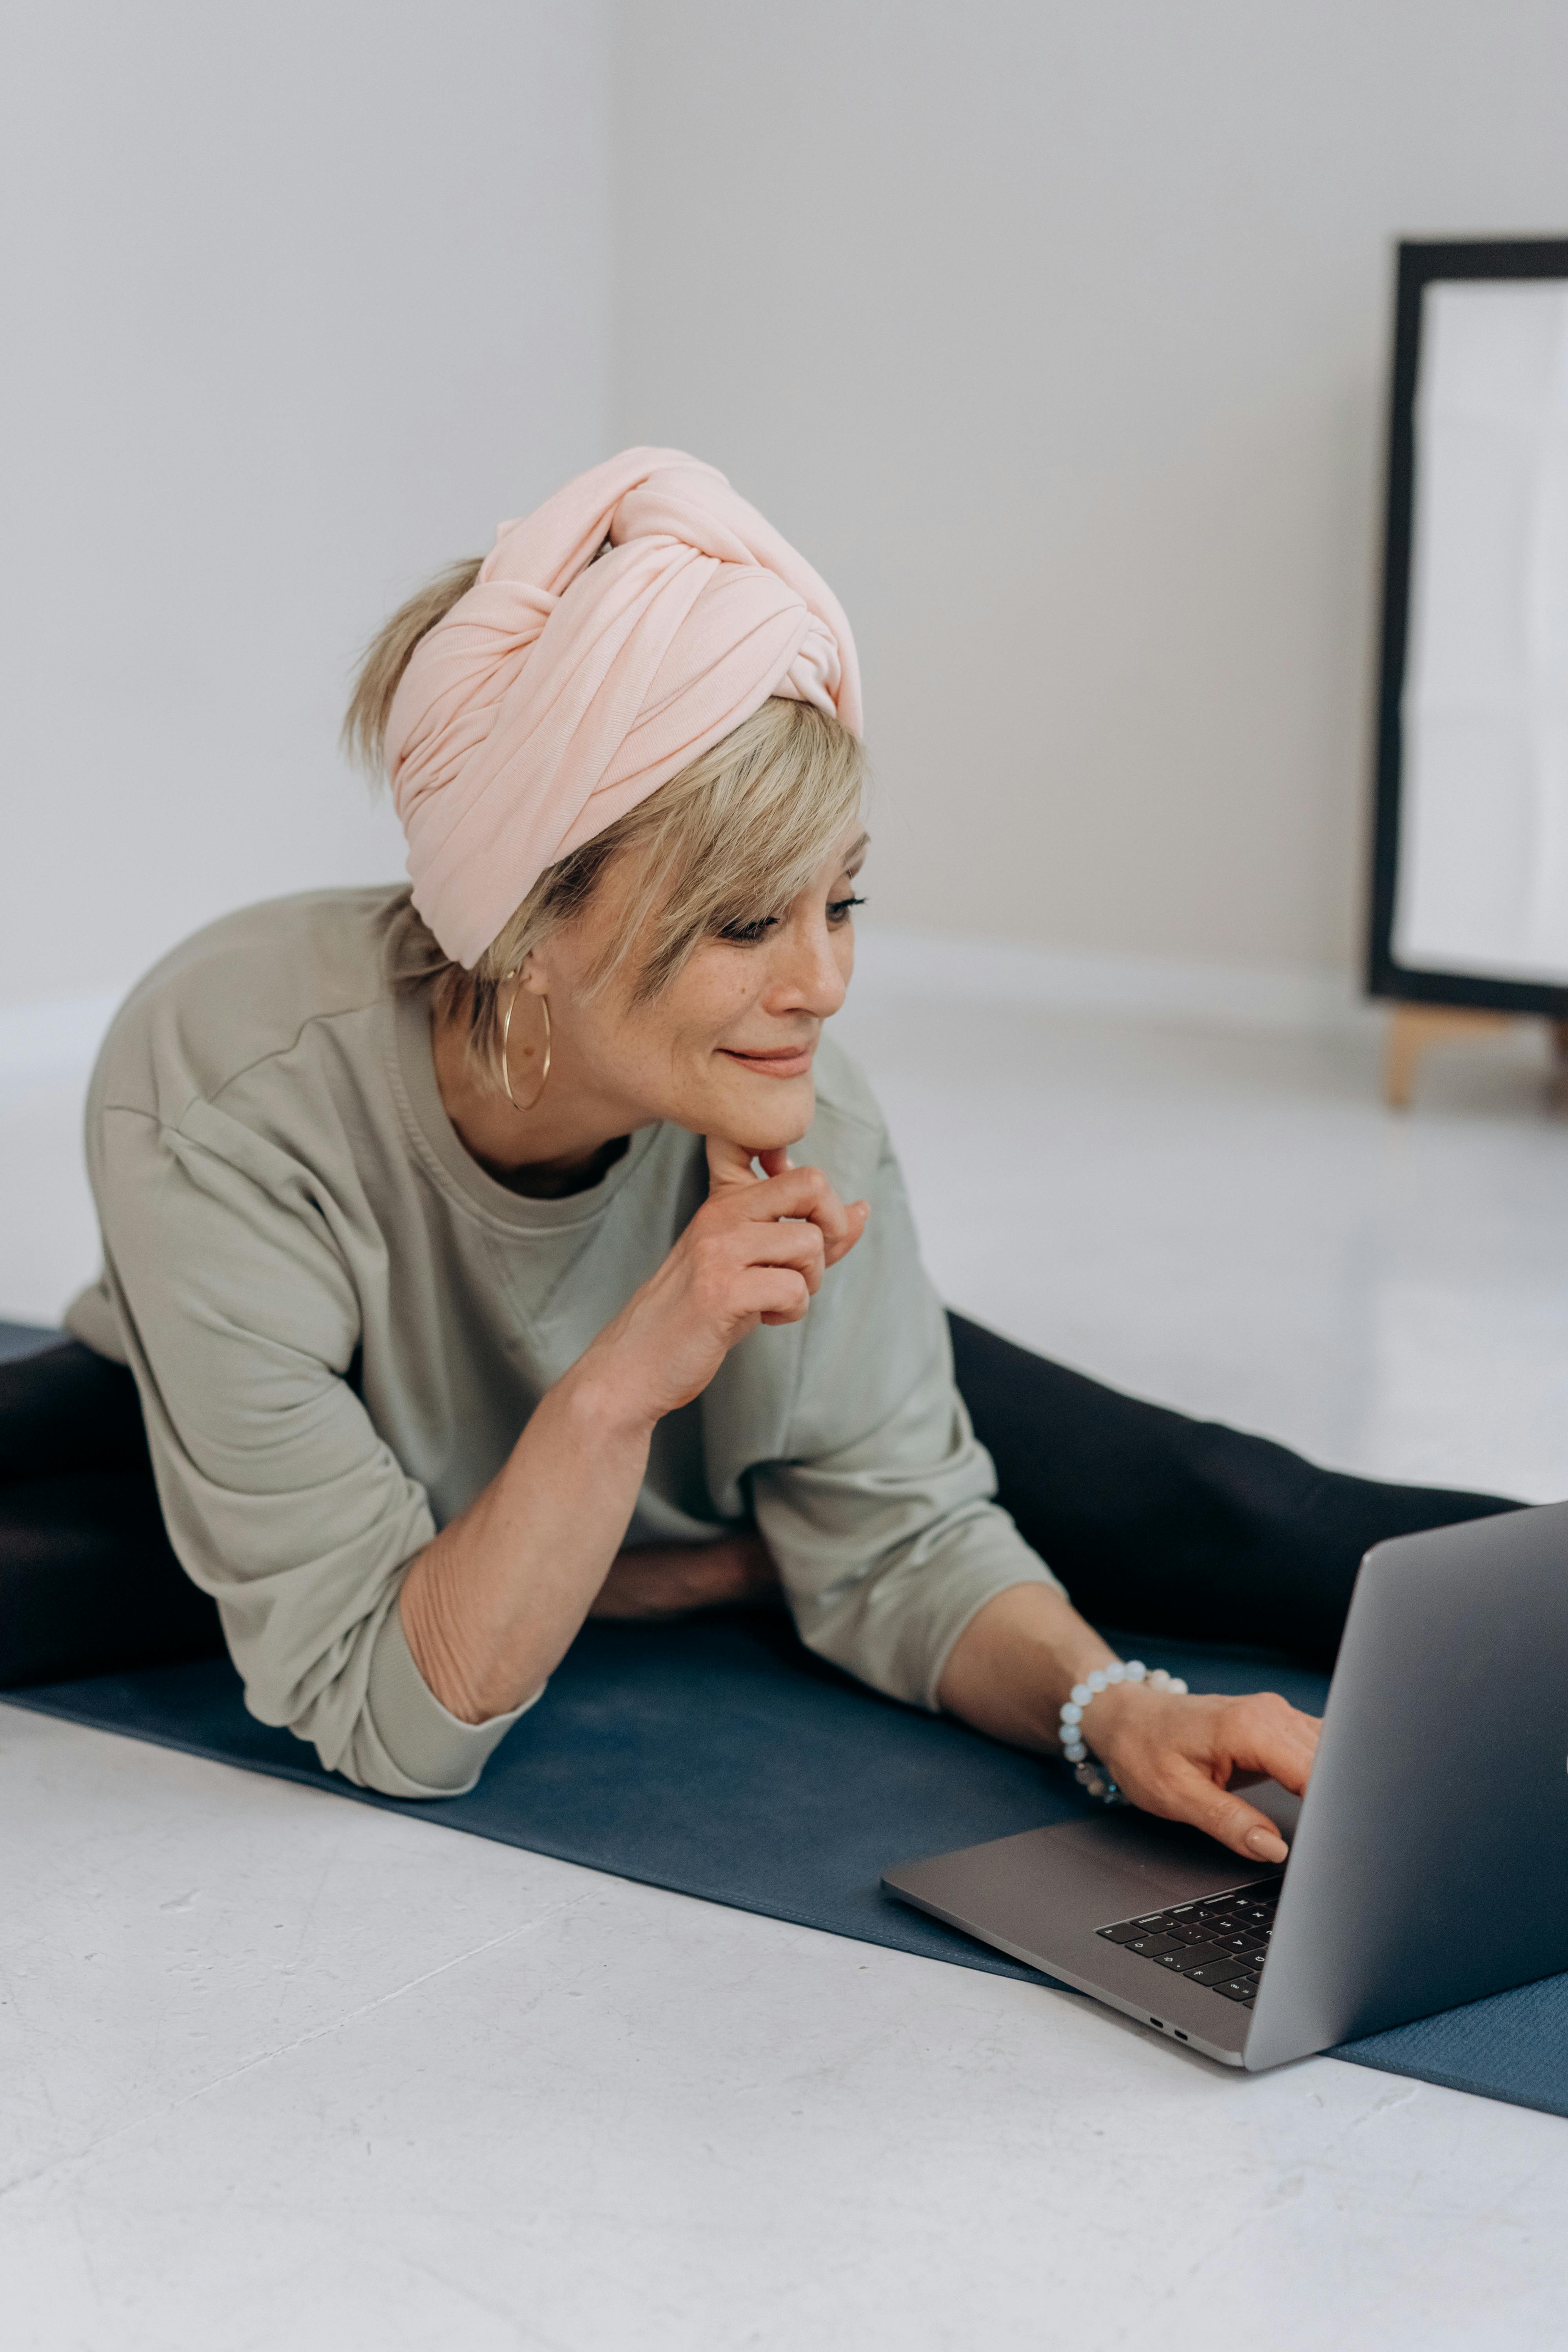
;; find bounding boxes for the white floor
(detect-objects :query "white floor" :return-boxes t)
[3,986,1567,2350]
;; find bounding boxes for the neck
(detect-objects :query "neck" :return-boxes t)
[428,996,632,1200]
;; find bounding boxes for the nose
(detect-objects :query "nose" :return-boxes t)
[765,913,849,1021]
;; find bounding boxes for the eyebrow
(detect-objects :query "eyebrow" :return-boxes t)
[840,831,870,875]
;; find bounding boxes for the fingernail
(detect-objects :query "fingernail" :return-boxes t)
[1246,1827,1287,1860]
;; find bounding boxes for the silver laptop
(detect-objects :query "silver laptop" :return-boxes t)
[885,1500,1568,2070]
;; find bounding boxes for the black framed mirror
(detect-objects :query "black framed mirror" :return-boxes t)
[1368,237,1568,1017]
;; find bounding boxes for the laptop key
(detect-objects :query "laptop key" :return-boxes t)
[1098,1923,1150,1944]
[1123,1933,1182,1957]
[1186,1960,1250,1987]
[1212,1933,1265,1955]
[1212,1978,1255,2002]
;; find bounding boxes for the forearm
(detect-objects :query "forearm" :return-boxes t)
[936,1581,1317,1865]
[399,1361,653,1722]
[936,1583,1119,1750]
[400,1138,870,1726]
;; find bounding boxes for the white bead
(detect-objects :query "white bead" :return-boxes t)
[1106,1663,1125,1683]
[1125,1660,1146,1681]
[1064,1742,1086,1762]
[1070,1683,1093,1707]
[1060,1702,1082,1725]
[1148,1668,1170,1689]
[1087,1670,1107,1691]
[1169,1677,1188,1695]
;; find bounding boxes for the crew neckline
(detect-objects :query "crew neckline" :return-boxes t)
[390,986,663,1232]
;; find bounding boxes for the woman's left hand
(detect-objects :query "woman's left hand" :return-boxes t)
[1084,1680,1321,1865]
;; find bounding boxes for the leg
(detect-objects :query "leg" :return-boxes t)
[0,1340,225,1686]
[1384,1003,1517,1110]
[948,1312,1521,1668]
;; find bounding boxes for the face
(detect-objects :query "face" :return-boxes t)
[523,825,868,1155]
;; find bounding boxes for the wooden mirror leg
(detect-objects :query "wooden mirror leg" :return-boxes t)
[1385,1004,1518,1109]
[1385,1005,1425,1110]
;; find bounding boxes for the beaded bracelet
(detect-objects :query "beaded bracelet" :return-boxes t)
[1059,1660,1189,1804]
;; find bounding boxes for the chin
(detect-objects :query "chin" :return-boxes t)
[710,1071,816,1153]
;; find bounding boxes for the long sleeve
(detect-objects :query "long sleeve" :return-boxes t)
[67,889,1061,1800]
[80,1099,533,1797]
[744,1093,1060,1710]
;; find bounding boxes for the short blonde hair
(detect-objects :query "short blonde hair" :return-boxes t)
[346,559,866,1095]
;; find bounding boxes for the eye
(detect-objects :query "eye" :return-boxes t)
[718,915,782,946]
[827,894,867,926]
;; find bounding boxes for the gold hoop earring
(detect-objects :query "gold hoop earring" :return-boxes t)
[500,976,552,1113]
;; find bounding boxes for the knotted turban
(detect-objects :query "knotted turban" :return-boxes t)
[384,447,862,968]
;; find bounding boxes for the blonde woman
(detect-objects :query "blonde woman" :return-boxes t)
[0,452,1514,1855]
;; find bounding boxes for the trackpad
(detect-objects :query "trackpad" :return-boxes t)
[884,1783,1302,1963]
[1044,1780,1301,1906]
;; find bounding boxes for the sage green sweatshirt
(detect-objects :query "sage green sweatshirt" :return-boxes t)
[66,889,1056,1798]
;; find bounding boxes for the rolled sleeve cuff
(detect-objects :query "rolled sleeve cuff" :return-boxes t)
[917,1546,1061,1712]
[774,1493,1063,1716]
[362,1605,544,1797]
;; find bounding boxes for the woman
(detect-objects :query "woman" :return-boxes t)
[0,449,1515,1858]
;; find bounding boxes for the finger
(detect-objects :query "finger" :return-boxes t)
[823,1198,871,1267]
[1160,1759,1290,1865]
[737,1267,811,1325]
[739,1164,855,1250]
[702,1205,828,1278]
[705,1151,870,1267]
[1214,1693,1321,1797]
[705,1134,763,1196]
[742,1217,827,1294]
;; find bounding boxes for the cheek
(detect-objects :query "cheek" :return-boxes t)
[671,953,762,1042]
[582,953,765,1101]
[624,1006,735,1096]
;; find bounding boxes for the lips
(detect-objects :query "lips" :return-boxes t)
[718,1043,817,1078]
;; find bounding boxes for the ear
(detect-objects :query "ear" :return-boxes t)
[515,952,551,998]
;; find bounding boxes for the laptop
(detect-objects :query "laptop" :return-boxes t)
[884,1499,1568,2070]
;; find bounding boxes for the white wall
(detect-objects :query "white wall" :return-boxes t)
[610,0,1568,977]
[0,0,612,1015]
[6,0,1567,1022]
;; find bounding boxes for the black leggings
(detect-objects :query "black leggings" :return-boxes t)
[0,1321,1521,1689]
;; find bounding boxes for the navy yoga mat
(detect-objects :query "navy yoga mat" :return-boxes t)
[4,1325,1566,2118]
[7,1612,1568,2118]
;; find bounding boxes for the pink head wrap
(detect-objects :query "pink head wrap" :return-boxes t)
[384,447,862,968]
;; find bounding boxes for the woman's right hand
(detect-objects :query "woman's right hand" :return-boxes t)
[573,1134,870,1430]
[1083,1680,1321,1865]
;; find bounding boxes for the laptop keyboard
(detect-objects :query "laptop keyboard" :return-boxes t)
[1096,1879,1279,2008]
